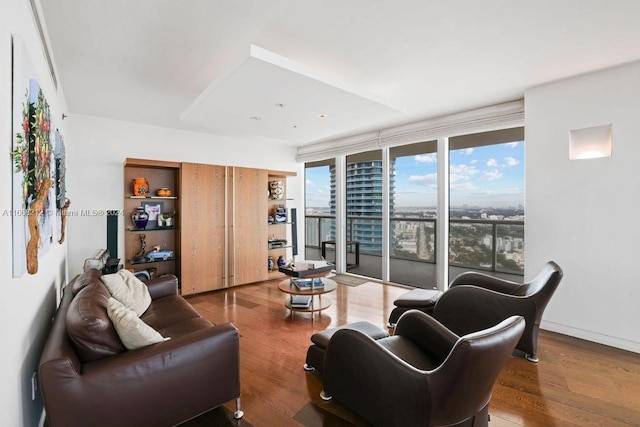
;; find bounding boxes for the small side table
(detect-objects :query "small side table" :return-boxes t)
[278,278,337,317]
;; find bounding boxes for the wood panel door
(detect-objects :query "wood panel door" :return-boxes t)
[180,163,227,295]
[230,167,268,286]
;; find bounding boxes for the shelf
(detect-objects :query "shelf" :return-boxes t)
[269,222,292,225]
[129,256,176,265]
[127,196,178,200]
[127,226,175,232]
[268,245,293,250]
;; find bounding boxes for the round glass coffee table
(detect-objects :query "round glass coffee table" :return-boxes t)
[278,277,337,316]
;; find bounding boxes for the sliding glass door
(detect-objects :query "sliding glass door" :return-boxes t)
[304,159,335,261]
[344,150,383,280]
[388,141,439,288]
[448,128,525,279]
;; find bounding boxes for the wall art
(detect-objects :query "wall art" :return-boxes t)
[10,35,55,276]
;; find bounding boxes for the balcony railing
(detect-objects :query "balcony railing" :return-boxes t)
[305,214,524,275]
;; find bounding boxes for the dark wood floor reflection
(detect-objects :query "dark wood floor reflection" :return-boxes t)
[182,278,640,427]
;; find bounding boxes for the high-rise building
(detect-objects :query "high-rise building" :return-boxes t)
[330,160,394,254]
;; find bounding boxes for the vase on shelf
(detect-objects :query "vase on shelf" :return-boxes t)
[132,206,149,229]
[268,256,274,272]
[156,187,172,197]
[132,178,149,197]
[269,180,284,200]
[277,255,286,268]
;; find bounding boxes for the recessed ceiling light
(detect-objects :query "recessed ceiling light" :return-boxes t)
[249,116,262,121]
[275,103,285,108]
[318,114,328,119]
[292,125,298,129]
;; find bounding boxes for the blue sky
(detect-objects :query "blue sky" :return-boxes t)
[306,141,524,208]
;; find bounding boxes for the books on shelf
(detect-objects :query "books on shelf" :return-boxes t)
[290,295,312,308]
[291,277,324,290]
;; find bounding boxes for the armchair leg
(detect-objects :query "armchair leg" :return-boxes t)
[303,363,315,371]
[233,397,244,420]
[320,391,332,401]
[525,353,539,363]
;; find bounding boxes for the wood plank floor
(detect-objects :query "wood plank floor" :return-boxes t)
[181,278,640,427]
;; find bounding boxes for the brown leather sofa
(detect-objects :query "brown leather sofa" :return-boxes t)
[39,270,242,427]
[321,312,525,427]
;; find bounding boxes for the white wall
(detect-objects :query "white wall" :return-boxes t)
[64,114,301,277]
[0,1,70,426]
[525,60,640,353]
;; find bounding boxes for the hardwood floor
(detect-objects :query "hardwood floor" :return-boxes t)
[182,278,640,427]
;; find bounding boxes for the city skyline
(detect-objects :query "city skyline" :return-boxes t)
[306,141,525,209]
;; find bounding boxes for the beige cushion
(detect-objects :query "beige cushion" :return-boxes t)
[107,298,169,350]
[101,269,152,316]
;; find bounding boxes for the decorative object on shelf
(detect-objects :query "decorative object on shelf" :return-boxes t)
[143,203,161,220]
[269,180,284,200]
[133,234,147,263]
[268,239,287,249]
[275,206,287,223]
[156,187,172,197]
[268,256,274,272]
[268,216,274,224]
[158,211,175,227]
[277,255,286,268]
[132,206,149,229]
[131,177,149,196]
[146,246,174,261]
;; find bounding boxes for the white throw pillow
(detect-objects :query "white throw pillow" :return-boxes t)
[101,269,152,316]
[107,298,169,350]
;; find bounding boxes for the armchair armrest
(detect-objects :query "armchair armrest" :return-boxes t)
[450,271,523,295]
[394,310,458,363]
[145,274,178,299]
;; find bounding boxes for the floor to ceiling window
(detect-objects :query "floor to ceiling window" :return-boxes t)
[304,159,335,260]
[303,123,525,288]
[448,128,525,278]
[388,141,439,287]
[343,150,384,280]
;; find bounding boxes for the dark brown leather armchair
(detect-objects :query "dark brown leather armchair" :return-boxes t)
[321,312,525,427]
[432,261,563,362]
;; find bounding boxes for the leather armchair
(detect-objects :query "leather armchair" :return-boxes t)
[321,311,525,427]
[432,261,563,362]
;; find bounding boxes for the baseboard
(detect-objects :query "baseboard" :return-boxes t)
[541,320,640,354]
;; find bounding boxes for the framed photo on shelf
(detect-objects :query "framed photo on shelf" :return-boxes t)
[142,202,163,228]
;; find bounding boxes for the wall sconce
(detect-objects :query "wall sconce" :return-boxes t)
[569,124,612,160]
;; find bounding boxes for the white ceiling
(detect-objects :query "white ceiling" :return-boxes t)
[39,0,640,147]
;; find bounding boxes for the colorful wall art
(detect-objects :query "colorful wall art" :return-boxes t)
[11,35,56,276]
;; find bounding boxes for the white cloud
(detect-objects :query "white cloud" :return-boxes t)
[450,182,477,191]
[486,158,498,167]
[504,157,519,167]
[414,153,437,163]
[409,173,437,186]
[305,179,316,187]
[482,169,503,181]
[507,142,519,148]
[450,164,478,176]
[463,148,474,155]
[470,159,478,164]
